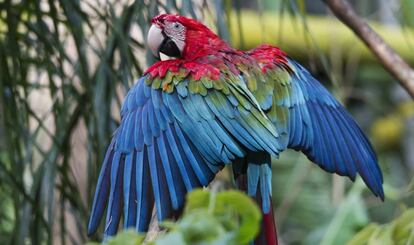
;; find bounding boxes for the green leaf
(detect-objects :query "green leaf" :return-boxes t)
[215,191,262,244]
[346,209,414,245]
[346,224,379,245]
[155,189,261,245]
[154,231,186,245]
[86,229,145,245]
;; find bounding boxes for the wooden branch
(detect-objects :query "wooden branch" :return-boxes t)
[323,0,414,99]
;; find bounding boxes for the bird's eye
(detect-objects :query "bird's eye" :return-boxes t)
[173,23,181,29]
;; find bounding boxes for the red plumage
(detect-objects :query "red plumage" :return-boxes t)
[146,15,290,87]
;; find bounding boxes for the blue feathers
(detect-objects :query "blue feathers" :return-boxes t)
[246,152,272,213]
[123,153,136,228]
[91,74,283,236]
[87,141,114,235]
[156,135,179,209]
[285,60,384,200]
[135,149,153,232]
[104,151,123,238]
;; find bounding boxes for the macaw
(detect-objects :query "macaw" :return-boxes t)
[88,14,384,244]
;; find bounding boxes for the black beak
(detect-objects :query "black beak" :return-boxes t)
[158,32,181,58]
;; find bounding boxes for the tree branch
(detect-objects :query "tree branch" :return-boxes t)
[323,0,414,99]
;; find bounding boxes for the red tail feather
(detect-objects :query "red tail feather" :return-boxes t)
[236,175,278,245]
[262,201,278,245]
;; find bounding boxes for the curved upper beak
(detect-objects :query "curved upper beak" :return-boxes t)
[147,24,182,60]
[147,24,163,58]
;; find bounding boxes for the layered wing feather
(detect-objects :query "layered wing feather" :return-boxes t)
[88,69,281,237]
[248,45,384,200]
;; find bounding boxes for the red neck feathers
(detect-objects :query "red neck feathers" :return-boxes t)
[182,23,230,60]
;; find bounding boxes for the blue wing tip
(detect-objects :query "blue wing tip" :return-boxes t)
[379,191,385,201]
[372,174,385,201]
[87,222,95,237]
[368,153,385,201]
[370,181,385,201]
[362,157,385,201]
[377,181,385,201]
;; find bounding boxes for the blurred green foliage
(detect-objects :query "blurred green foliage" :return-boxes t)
[156,190,261,245]
[87,190,261,245]
[0,0,413,244]
[347,208,414,245]
[88,230,145,245]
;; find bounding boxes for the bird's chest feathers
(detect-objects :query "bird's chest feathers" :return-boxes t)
[145,59,229,95]
[143,52,275,99]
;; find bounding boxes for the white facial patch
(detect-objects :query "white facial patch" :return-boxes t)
[164,21,186,54]
[170,37,185,53]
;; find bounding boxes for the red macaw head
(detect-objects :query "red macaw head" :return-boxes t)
[147,14,229,61]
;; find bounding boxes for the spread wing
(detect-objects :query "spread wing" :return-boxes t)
[87,67,281,237]
[247,45,384,200]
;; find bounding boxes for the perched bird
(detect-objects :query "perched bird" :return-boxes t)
[88,14,384,244]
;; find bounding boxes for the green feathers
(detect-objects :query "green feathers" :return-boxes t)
[145,70,226,95]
